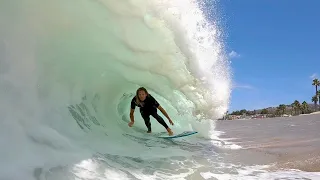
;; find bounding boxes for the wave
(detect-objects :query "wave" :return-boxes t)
[0,0,231,179]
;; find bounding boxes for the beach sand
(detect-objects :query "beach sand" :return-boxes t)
[215,113,320,172]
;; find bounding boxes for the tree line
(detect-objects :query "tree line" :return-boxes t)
[229,78,320,116]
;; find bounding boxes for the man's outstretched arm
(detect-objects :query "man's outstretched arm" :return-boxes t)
[130,108,135,122]
[128,108,135,127]
[157,106,174,125]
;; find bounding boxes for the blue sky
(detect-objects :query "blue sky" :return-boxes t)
[213,0,320,111]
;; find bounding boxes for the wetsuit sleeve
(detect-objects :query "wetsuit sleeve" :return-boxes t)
[131,97,136,109]
[149,95,160,108]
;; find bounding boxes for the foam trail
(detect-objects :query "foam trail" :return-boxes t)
[0,0,233,179]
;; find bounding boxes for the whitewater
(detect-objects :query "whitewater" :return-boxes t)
[1,0,320,180]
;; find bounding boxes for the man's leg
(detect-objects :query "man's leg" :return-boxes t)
[151,112,173,135]
[140,111,152,132]
[151,112,169,129]
[151,112,173,136]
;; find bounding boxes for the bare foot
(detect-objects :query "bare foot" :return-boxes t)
[167,128,173,136]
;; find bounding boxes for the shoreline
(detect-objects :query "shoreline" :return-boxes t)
[226,111,320,121]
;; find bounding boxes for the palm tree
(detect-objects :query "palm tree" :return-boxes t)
[312,95,318,111]
[293,100,301,115]
[312,78,320,107]
[278,104,286,115]
[313,78,320,93]
[301,101,309,114]
[318,90,320,110]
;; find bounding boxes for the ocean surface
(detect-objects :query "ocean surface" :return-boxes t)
[216,114,320,173]
[1,0,319,179]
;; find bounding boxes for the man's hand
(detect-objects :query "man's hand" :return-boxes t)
[128,121,134,127]
[169,119,174,125]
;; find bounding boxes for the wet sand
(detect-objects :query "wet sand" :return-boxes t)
[216,113,320,172]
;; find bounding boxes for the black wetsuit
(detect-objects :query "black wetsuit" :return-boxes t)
[131,94,169,131]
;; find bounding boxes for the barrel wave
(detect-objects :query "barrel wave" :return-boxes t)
[0,0,233,179]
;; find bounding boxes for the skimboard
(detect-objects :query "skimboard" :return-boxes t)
[159,131,198,139]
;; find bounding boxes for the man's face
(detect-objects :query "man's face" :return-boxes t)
[138,90,147,101]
